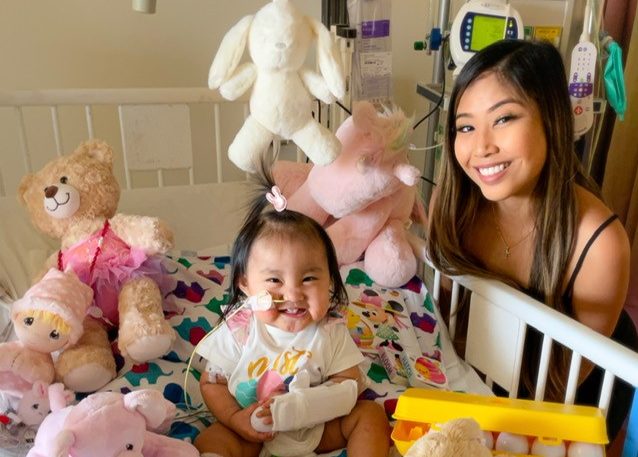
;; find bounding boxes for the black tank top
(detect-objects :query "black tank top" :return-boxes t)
[561,214,619,306]
[517,214,636,440]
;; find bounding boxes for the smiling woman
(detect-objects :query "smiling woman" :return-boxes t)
[426,39,637,442]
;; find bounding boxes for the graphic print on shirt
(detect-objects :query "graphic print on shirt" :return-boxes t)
[234,347,312,407]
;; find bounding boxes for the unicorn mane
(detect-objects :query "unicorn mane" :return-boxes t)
[375,105,414,153]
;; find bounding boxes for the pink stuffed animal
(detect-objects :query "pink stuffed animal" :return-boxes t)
[0,381,72,428]
[275,101,426,287]
[27,389,199,457]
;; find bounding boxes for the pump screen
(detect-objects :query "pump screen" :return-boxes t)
[471,15,507,51]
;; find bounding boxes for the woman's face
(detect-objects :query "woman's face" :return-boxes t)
[453,72,547,203]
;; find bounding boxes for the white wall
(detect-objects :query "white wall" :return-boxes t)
[0,0,436,188]
[0,0,433,108]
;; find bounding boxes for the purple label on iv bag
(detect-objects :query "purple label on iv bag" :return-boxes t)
[361,20,390,38]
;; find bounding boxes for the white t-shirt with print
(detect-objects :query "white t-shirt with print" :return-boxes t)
[196,309,365,407]
[196,309,365,456]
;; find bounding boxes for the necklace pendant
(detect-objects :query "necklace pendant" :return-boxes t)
[505,247,510,258]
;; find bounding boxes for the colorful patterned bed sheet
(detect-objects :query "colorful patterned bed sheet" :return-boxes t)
[99,248,448,456]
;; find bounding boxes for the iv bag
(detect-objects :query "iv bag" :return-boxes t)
[347,0,393,105]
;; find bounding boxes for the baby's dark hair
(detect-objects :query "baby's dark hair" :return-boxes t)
[226,160,348,318]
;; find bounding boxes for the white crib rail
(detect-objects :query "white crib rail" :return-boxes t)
[410,235,638,412]
[0,88,251,194]
[0,88,338,196]
[414,256,638,420]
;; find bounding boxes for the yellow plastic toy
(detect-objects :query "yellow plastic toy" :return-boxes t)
[392,388,608,456]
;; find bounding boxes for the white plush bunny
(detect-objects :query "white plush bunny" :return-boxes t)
[208,0,345,172]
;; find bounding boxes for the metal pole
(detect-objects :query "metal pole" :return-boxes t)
[422,0,451,205]
[322,0,349,28]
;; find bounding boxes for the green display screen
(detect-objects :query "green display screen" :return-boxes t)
[470,15,507,51]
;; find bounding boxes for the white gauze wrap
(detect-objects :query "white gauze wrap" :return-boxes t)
[267,379,358,432]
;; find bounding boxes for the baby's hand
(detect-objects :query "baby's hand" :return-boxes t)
[250,398,275,432]
[229,403,275,443]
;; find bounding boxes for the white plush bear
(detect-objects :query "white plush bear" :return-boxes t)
[208,0,345,172]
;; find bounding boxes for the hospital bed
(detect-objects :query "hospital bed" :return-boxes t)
[0,87,637,456]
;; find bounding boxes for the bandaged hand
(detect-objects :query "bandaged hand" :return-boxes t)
[251,378,359,432]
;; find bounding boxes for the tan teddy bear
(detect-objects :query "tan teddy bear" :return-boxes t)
[404,418,493,457]
[17,140,176,393]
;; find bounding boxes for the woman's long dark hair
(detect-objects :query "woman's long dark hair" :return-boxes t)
[225,160,348,319]
[427,40,600,400]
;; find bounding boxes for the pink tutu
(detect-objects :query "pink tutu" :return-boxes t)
[60,226,167,326]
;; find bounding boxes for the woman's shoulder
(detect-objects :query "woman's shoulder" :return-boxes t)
[568,186,630,334]
[574,186,626,248]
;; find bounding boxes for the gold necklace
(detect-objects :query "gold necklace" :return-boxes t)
[491,205,535,258]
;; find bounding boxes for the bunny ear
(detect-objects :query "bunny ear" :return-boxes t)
[208,15,254,89]
[308,17,345,99]
[33,380,48,398]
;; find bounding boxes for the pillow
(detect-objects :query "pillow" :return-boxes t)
[0,196,57,299]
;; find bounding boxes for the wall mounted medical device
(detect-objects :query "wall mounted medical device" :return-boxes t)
[449,0,523,75]
[569,0,597,137]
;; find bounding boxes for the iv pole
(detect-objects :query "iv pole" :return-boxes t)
[422,0,451,205]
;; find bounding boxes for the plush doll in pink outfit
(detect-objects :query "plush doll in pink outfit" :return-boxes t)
[11,268,93,355]
[275,101,426,287]
[27,389,199,457]
[1,269,91,425]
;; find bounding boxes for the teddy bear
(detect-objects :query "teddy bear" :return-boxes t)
[274,101,427,288]
[27,389,199,457]
[208,0,345,172]
[17,140,176,393]
[404,418,493,457]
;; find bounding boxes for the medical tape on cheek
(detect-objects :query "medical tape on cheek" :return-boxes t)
[269,379,359,431]
[246,290,280,311]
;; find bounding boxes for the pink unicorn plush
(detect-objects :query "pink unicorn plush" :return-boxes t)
[275,101,426,287]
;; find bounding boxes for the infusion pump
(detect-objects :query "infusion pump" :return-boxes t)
[450,0,524,74]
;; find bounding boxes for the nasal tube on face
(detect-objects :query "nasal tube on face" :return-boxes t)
[245,291,276,311]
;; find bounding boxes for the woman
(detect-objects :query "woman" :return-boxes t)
[426,39,636,440]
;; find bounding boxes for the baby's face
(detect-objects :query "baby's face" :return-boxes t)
[240,235,331,333]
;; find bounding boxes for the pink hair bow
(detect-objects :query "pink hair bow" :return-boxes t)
[266,186,287,212]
